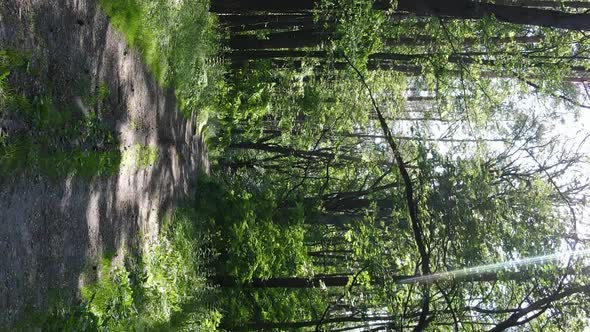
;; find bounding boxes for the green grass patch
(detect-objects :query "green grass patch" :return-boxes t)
[85,82,110,109]
[121,144,159,169]
[22,207,220,331]
[0,139,121,178]
[99,0,222,116]
[0,91,121,179]
[0,56,121,179]
[0,49,27,110]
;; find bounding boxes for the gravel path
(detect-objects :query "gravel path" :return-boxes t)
[0,0,208,327]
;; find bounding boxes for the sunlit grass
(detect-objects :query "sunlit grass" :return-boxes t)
[121,144,158,169]
[99,0,222,116]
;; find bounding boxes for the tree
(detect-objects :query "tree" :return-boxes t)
[206,1,590,330]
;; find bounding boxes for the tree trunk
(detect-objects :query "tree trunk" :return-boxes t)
[309,212,362,227]
[229,30,542,50]
[211,274,352,288]
[491,0,590,9]
[229,29,327,50]
[391,0,590,31]
[227,50,590,81]
[220,14,316,32]
[211,270,545,289]
[231,58,587,83]
[229,141,362,162]
[219,14,311,26]
[238,315,395,331]
[212,0,590,30]
[210,0,313,13]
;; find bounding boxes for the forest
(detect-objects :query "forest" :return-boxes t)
[1,0,590,331]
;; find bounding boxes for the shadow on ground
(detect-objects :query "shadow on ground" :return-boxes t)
[0,0,208,327]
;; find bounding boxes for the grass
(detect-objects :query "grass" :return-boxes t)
[99,0,222,117]
[0,49,26,111]
[0,49,122,179]
[121,144,159,169]
[0,140,121,178]
[21,207,220,331]
[0,89,121,179]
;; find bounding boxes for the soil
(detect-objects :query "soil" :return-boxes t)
[0,0,208,327]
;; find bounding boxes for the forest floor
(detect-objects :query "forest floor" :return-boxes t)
[0,0,208,327]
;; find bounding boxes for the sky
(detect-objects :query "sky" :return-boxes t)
[391,81,590,240]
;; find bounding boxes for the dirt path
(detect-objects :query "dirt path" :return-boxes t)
[0,0,208,327]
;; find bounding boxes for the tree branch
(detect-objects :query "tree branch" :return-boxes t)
[344,55,431,332]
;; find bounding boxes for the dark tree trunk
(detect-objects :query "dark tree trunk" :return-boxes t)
[211,270,541,289]
[210,0,314,13]
[491,0,590,9]
[229,58,423,75]
[220,14,316,32]
[391,0,590,31]
[345,133,512,144]
[211,274,353,288]
[238,315,395,331]
[227,50,590,81]
[229,141,362,162]
[231,57,587,82]
[229,29,328,50]
[323,197,395,212]
[212,0,590,30]
[219,14,310,26]
[229,30,543,50]
[309,212,362,227]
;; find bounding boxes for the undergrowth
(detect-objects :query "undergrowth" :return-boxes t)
[24,208,220,331]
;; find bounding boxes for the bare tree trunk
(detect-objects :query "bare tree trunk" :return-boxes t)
[229,30,542,50]
[212,0,590,30]
[490,0,590,9]
[390,0,590,31]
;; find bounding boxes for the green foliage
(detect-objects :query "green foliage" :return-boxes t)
[0,53,14,109]
[317,0,385,65]
[206,64,276,151]
[81,259,135,330]
[0,49,28,112]
[218,287,328,329]
[85,82,110,109]
[195,175,309,281]
[23,207,219,331]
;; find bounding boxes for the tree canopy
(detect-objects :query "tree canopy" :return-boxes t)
[200,0,590,330]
